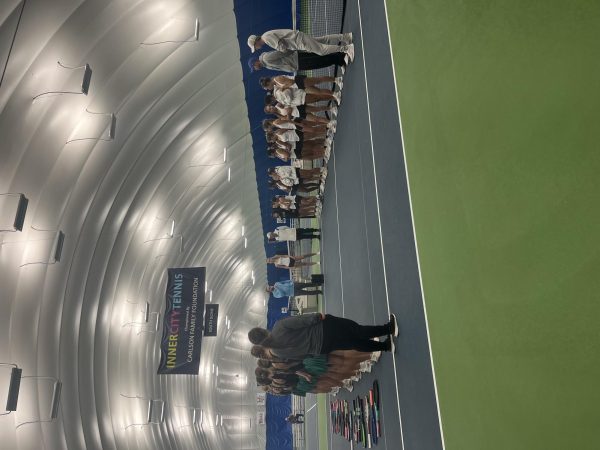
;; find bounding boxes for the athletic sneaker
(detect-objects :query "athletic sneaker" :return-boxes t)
[329,105,338,117]
[333,91,342,105]
[388,313,399,338]
[344,32,353,44]
[340,65,346,75]
[345,43,355,62]
[384,337,395,353]
[360,361,372,373]
[343,380,354,392]
[371,350,381,363]
[344,54,350,66]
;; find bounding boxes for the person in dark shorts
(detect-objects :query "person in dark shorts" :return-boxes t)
[266,253,319,269]
[248,313,399,360]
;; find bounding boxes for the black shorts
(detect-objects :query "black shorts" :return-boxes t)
[296,130,304,141]
[287,259,296,268]
[297,105,307,118]
[296,141,303,153]
[295,75,306,89]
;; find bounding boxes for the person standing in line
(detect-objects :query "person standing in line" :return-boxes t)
[266,279,323,297]
[248,49,351,74]
[260,74,343,92]
[247,313,399,360]
[247,29,354,60]
[266,253,319,269]
[285,413,305,424]
[266,225,320,243]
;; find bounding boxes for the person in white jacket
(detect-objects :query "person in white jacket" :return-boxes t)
[248,29,354,61]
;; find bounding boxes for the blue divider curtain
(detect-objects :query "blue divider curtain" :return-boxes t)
[232,1,300,449]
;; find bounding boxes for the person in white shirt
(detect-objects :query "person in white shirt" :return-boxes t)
[248,30,354,61]
[267,144,328,164]
[260,75,343,91]
[267,226,321,243]
[266,253,320,269]
[263,119,330,141]
[267,129,331,155]
[272,195,321,217]
[268,165,325,183]
[263,115,333,133]
[264,103,333,125]
[270,85,341,107]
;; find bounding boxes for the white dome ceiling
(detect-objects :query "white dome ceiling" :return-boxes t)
[0,0,267,449]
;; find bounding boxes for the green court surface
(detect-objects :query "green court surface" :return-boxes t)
[386,1,600,449]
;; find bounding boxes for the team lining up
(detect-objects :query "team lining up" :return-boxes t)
[243,29,400,397]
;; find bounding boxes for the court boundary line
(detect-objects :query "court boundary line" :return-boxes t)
[382,0,447,447]
[357,1,406,449]
[355,110,378,325]
[331,146,346,316]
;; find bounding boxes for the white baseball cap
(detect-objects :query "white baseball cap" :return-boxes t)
[247,35,258,53]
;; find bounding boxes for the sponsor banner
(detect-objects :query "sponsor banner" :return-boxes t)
[256,393,266,406]
[158,267,206,374]
[203,304,219,336]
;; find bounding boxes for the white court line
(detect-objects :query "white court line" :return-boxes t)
[319,216,327,314]
[331,146,346,316]
[357,1,406,449]
[382,0,447,447]
[306,403,318,414]
[356,121,378,324]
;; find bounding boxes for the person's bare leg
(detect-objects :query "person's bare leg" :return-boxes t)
[305,93,337,105]
[305,105,330,114]
[305,86,335,95]
[304,113,330,125]
[300,122,329,132]
[301,146,327,159]
[298,184,320,193]
[300,198,318,207]
[299,168,324,178]
[341,350,374,362]
[294,262,316,268]
[302,129,328,140]
[304,76,335,88]
[302,140,328,151]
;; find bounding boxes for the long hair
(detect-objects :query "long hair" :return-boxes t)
[257,359,272,368]
[259,77,272,90]
[250,345,267,358]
